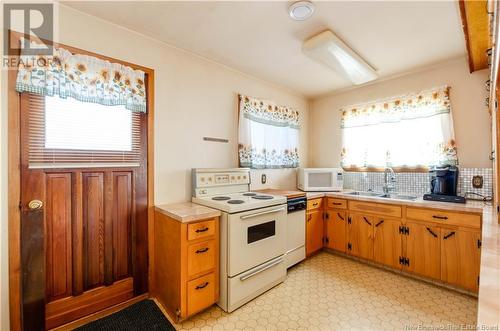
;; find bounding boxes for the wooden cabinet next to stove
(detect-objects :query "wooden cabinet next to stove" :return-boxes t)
[306,198,323,256]
[151,204,220,322]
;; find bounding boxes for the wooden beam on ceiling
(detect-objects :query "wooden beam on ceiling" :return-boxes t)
[459,0,492,72]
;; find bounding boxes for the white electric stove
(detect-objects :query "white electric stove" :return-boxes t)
[192,191,287,213]
[192,168,287,313]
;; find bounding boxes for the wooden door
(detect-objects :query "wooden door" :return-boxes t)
[405,221,440,280]
[441,228,481,291]
[306,210,323,256]
[19,94,149,329]
[347,213,374,260]
[373,218,402,269]
[325,210,347,252]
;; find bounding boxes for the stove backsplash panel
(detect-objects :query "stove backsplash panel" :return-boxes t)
[342,167,493,200]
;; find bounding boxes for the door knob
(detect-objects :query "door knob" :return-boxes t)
[28,200,43,210]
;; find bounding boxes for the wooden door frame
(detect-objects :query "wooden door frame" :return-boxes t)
[7,30,155,330]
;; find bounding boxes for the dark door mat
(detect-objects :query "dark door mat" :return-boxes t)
[75,299,176,331]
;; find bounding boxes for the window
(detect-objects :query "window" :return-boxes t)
[45,95,133,151]
[238,94,300,169]
[340,86,458,170]
[26,94,143,168]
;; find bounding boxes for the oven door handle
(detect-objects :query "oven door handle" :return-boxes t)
[240,207,286,220]
[239,256,284,281]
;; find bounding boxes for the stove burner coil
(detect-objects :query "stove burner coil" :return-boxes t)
[252,195,273,200]
[227,200,245,204]
[212,196,231,201]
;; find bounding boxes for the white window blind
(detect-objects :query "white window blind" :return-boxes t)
[27,94,142,168]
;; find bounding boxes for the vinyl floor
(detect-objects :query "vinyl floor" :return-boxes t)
[174,252,477,331]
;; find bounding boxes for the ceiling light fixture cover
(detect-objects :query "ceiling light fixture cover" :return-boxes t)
[302,30,378,85]
[289,1,315,21]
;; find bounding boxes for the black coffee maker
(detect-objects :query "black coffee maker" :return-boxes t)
[424,166,465,203]
[431,166,458,195]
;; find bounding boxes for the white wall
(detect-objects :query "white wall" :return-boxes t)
[310,58,491,169]
[0,5,310,329]
[55,5,310,203]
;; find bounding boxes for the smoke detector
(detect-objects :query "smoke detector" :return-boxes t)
[289,1,315,21]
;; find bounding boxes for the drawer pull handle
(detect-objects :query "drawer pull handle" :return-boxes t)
[332,202,342,206]
[375,220,384,227]
[239,256,284,281]
[240,207,285,220]
[337,213,344,221]
[426,227,438,238]
[363,217,372,226]
[313,203,319,207]
[432,215,448,220]
[195,227,209,233]
[195,282,209,290]
[443,231,456,240]
[196,247,209,254]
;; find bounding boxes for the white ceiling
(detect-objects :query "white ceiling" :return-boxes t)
[63,1,466,97]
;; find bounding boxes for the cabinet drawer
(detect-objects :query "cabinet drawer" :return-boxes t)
[187,240,216,278]
[406,207,481,229]
[307,198,323,211]
[348,200,402,218]
[187,219,216,241]
[187,273,216,316]
[326,198,347,209]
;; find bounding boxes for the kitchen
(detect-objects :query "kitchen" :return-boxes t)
[1,1,500,330]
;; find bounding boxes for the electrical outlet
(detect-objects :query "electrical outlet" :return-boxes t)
[472,175,483,189]
[261,174,267,184]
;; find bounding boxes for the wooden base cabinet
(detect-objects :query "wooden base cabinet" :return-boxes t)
[306,209,324,256]
[404,221,441,280]
[152,211,219,322]
[325,210,347,252]
[373,217,403,269]
[309,197,482,293]
[441,228,481,292]
[347,213,374,260]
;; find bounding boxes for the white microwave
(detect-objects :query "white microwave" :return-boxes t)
[297,168,343,192]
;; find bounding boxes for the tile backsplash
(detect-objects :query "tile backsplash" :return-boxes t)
[343,167,493,200]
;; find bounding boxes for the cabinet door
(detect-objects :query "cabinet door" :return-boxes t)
[348,213,374,260]
[373,218,402,269]
[441,228,481,291]
[405,222,440,280]
[306,210,323,256]
[326,210,347,252]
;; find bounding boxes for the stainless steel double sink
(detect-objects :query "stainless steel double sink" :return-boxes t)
[345,191,417,201]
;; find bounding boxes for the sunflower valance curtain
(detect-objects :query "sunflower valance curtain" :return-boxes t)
[340,86,458,169]
[238,94,300,169]
[15,39,147,112]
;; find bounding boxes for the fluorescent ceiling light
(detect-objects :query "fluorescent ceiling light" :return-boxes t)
[302,30,378,85]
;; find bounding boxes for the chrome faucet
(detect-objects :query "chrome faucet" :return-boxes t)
[383,167,396,195]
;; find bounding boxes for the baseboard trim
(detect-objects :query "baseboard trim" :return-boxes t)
[49,293,149,331]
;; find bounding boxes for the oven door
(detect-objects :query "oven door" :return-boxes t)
[227,204,287,277]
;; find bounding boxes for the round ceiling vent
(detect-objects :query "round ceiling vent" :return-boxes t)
[289,1,315,21]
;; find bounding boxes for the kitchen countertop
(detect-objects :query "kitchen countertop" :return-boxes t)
[155,202,221,223]
[306,191,485,214]
[306,190,499,327]
[255,188,306,199]
[476,204,500,328]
